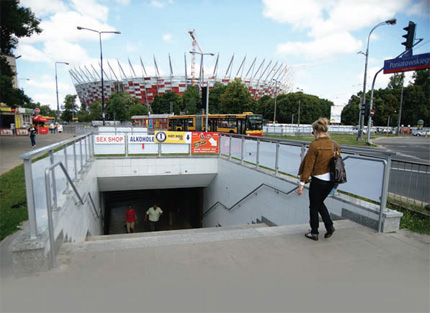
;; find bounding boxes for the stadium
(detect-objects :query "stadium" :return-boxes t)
[70,53,293,108]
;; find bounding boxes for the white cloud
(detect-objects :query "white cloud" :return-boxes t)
[150,0,165,8]
[16,44,51,63]
[277,31,361,59]
[264,0,409,60]
[20,0,68,17]
[406,0,430,18]
[71,0,109,22]
[162,34,172,42]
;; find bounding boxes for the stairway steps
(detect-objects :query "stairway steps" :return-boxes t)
[87,223,268,241]
[60,220,359,255]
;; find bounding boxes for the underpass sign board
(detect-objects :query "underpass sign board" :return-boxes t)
[384,53,430,74]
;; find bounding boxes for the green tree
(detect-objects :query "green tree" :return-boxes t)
[0,1,41,107]
[388,73,405,89]
[181,86,201,114]
[60,95,78,122]
[88,101,102,121]
[39,105,55,117]
[106,92,138,121]
[341,95,360,125]
[128,103,148,119]
[151,91,181,114]
[208,82,226,113]
[219,78,253,113]
[77,109,90,122]
[0,0,42,54]
[255,95,271,121]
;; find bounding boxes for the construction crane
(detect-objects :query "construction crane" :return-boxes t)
[188,29,203,86]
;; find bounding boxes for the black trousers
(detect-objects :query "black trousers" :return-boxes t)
[308,177,335,235]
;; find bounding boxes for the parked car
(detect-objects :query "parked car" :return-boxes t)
[413,129,426,136]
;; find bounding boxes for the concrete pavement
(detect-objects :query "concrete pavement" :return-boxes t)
[0,131,78,175]
[0,221,429,313]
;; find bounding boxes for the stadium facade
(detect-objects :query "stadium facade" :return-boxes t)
[70,54,292,108]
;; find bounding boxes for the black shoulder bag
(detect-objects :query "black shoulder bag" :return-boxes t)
[330,140,347,184]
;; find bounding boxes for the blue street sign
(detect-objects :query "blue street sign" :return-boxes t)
[384,53,430,74]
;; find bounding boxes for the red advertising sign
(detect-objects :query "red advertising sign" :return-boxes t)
[191,132,219,154]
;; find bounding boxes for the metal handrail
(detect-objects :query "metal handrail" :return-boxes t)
[21,132,93,239]
[203,183,299,218]
[88,192,103,222]
[45,161,84,268]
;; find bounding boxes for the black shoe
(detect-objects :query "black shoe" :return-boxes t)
[305,232,319,241]
[325,226,335,238]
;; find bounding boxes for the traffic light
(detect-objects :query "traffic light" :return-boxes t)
[201,86,208,109]
[402,21,416,50]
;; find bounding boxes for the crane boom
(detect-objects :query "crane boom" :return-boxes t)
[188,29,203,86]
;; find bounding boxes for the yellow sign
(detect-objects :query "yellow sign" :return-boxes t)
[15,116,21,128]
[154,131,192,144]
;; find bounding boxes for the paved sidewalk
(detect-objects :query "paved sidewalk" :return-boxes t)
[0,221,429,313]
[0,131,77,175]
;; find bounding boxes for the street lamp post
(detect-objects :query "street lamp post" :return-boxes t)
[77,26,121,126]
[272,79,278,124]
[55,62,69,121]
[297,88,303,128]
[357,18,396,140]
[189,51,214,131]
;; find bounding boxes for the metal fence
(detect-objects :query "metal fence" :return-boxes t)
[389,160,430,211]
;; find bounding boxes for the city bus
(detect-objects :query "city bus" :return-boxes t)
[168,112,263,136]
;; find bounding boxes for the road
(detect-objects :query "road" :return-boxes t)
[372,136,429,207]
[373,135,430,165]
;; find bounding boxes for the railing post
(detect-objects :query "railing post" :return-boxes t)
[90,134,95,159]
[44,168,56,268]
[256,138,260,169]
[378,156,391,233]
[79,139,84,173]
[241,136,244,164]
[23,158,38,239]
[228,135,232,160]
[125,133,129,157]
[49,150,58,210]
[84,135,88,166]
[63,144,70,194]
[275,141,280,175]
[73,141,78,181]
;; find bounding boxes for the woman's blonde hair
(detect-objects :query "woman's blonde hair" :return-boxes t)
[312,117,329,133]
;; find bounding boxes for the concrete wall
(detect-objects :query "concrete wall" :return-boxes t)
[11,161,103,274]
[203,158,402,232]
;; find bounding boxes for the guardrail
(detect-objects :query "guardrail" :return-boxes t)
[45,161,84,268]
[389,160,430,212]
[219,134,396,232]
[20,133,94,239]
[22,130,425,240]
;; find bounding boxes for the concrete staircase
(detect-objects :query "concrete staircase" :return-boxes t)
[58,220,358,255]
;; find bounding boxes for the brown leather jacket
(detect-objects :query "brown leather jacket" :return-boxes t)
[298,137,335,184]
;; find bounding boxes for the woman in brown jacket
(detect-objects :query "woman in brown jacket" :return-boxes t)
[298,117,336,241]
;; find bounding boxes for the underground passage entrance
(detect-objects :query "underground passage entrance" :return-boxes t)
[102,188,204,235]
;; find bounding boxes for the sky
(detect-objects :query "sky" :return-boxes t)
[15,0,430,114]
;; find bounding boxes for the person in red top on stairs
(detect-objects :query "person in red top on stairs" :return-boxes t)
[125,205,137,233]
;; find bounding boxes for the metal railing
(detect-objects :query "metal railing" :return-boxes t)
[20,133,94,239]
[219,134,396,232]
[203,183,299,218]
[389,160,430,211]
[45,161,84,268]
